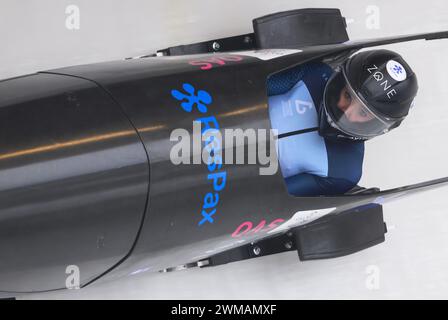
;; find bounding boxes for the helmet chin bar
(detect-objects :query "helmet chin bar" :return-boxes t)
[319,104,369,141]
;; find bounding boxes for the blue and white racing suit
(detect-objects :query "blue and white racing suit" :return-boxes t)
[267,63,365,196]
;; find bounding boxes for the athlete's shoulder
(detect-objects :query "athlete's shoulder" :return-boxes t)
[267,62,332,96]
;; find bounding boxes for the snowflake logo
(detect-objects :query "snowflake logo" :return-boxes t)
[171,83,212,113]
[392,65,403,74]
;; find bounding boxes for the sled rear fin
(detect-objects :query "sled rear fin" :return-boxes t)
[346,30,448,49]
[367,176,448,206]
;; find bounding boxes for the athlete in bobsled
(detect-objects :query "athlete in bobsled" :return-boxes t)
[268,50,418,196]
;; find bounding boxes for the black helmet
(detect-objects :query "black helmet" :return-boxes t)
[318,49,418,141]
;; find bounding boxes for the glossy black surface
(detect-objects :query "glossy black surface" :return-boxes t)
[0,74,149,292]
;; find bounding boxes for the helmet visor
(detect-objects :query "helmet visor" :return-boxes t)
[324,70,396,139]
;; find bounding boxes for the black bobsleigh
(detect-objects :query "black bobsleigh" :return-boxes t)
[1,8,448,295]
